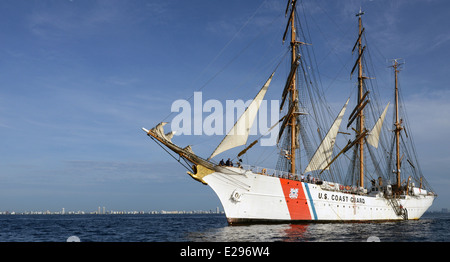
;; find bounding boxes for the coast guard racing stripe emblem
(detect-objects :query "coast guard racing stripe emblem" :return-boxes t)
[280,179,312,221]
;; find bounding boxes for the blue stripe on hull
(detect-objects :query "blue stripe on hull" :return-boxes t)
[304,183,317,220]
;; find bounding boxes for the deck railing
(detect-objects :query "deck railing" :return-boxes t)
[240,164,319,182]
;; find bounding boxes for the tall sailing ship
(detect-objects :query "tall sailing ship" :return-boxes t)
[142,1,435,224]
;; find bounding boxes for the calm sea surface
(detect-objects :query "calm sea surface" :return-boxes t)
[0,212,449,242]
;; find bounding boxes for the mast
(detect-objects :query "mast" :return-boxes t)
[392,59,403,189]
[282,0,300,175]
[289,1,297,175]
[356,9,365,188]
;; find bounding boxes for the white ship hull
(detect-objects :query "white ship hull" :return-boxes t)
[203,167,435,224]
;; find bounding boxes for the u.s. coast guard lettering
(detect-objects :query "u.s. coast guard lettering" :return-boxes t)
[318,193,365,204]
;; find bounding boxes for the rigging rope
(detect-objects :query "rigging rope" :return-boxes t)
[148,136,193,172]
[160,0,282,123]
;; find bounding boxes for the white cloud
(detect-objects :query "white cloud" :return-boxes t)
[404,89,450,143]
[431,33,450,50]
[27,0,152,40]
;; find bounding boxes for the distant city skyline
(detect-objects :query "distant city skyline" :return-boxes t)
[0,0,449,212]
[1,206,448,216]
[0,206,224,215]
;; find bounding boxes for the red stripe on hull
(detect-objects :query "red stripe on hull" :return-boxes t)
[280,179,311,220]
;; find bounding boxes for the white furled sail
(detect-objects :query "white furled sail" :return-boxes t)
[304,99,349,173]
[153,122,168,138]
[208,73,274,160]
[367,103,389,148]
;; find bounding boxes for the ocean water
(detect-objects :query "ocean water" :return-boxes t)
[0,212,449,242]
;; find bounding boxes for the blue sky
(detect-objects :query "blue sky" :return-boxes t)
[0,0,449,213]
